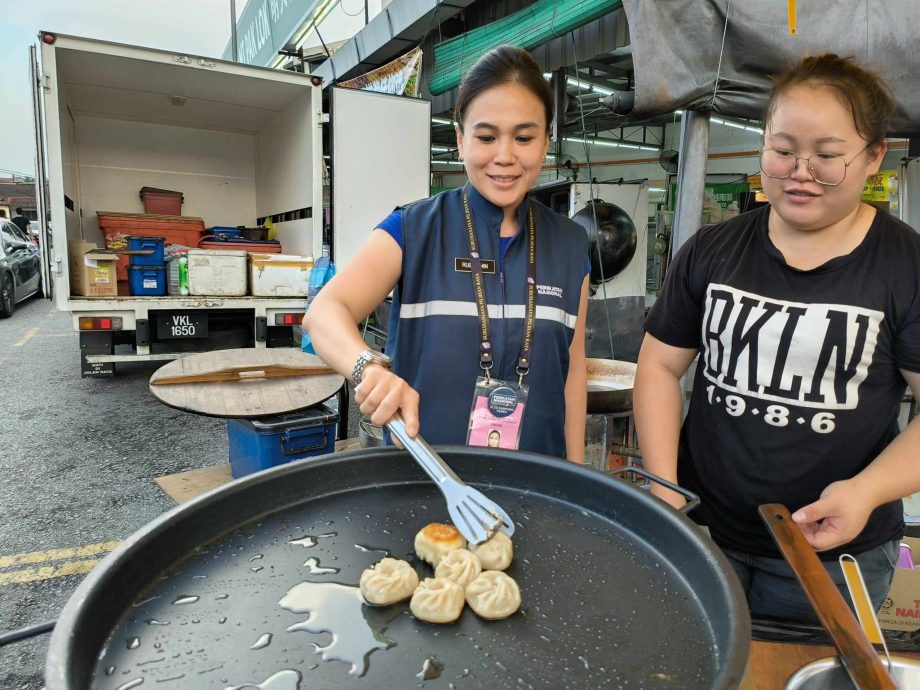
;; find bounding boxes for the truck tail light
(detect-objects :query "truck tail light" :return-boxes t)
[79,316,123,331]
[274,313,304,326]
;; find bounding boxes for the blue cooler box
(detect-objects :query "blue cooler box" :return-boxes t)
[227,404,339,478]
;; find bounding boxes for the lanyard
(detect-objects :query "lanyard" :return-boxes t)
[462,188,537,384]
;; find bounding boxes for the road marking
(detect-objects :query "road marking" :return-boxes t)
[14,326,39,347]
[0,559,101,586]
[0,541,121,569]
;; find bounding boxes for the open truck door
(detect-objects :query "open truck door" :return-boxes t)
[30,43,53,300]
[329,87,431,269]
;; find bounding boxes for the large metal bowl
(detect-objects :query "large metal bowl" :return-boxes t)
[784,655,920,689]
[586,357,636,413]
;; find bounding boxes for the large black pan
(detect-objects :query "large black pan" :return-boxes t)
[46,449,749,689]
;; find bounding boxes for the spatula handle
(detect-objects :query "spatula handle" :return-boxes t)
[387,415,463,486]
[759,504,897,690]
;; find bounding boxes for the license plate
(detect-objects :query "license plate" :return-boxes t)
[156,311,208,339]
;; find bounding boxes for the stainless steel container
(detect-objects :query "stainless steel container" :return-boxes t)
[784,656,920,689]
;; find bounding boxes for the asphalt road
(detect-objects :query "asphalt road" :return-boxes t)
[0,295,359,689]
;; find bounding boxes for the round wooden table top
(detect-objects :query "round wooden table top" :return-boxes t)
[148,348,344,418]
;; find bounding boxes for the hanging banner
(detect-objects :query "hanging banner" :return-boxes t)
[339,48,423,97]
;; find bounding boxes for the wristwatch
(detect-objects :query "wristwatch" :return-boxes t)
[352,349,392,385]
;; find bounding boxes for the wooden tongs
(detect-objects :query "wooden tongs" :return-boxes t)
[150,364,335,386]
[759,504,897,690]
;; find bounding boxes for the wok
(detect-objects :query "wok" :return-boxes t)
[572,200,638,285]
[46,449,749,689]
[587,358,636,413]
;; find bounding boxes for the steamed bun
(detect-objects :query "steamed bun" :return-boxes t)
[410,577,465,624]
[469,531,513,570]
[359,558,419,605]
[465,571,521,620]
[414,523,466,566]
[434,549,482,588]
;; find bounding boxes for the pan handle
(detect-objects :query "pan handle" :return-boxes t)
[607,466,700,514]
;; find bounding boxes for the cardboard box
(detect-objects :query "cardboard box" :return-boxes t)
[69,241,119,297]
[877,537,920,635]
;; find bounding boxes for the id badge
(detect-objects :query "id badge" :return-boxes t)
[466,376,529,450]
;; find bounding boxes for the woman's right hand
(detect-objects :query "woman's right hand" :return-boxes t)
[354,365,421,438]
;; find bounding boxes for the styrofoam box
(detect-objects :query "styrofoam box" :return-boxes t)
[249,253,313,297]
[187,249,248,296]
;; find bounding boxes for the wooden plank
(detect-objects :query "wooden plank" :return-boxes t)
[148,348,344,418]
[151,364,334,385]
[155,438,366,504]
[155,464,234,504]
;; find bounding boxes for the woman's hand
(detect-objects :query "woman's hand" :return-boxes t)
[791,479,875,551]
[354,364,421,438]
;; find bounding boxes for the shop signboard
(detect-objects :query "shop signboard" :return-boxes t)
[222,0,321,66]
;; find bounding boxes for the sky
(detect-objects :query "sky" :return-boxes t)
[0,0,366,178]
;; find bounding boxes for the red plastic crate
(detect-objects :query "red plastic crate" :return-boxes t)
[98,212,205,281]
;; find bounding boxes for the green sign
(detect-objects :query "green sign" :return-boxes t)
[222,0,320,66]
[669,181,749,224]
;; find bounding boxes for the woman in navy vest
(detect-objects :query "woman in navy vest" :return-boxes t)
[305,45,590,460]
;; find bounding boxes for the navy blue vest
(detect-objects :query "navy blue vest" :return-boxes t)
[385,185,589,458]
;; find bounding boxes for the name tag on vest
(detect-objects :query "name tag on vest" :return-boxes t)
[455,257,496,274]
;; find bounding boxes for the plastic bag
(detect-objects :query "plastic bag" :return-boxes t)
[300,253,337,354]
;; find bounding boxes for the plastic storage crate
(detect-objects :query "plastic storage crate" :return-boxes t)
[126,236,165,265]
[98,212,205,281]
[227,404,339,478]
[128,265,167,296]
[140,187,183,215]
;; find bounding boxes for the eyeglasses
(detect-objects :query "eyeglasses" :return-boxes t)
[759,145,870,186]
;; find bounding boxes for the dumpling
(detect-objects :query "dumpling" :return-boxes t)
[435,549,482,588]
[469,531,513,570]
[465,571,521,620]
[410,577,465,624]
[359,558,419,605]
[414,523,466,566]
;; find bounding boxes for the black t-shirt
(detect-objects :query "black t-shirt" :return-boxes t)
[645,206,920,559]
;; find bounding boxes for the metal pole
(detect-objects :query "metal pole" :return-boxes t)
[230,0,239,62]
[671,110,711,255]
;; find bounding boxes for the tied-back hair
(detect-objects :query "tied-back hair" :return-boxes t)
[765,54,895,147]
[454,45,554,133]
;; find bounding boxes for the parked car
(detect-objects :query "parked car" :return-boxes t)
[1,220,41,317]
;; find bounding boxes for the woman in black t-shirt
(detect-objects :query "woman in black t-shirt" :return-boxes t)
[635,54,920,622]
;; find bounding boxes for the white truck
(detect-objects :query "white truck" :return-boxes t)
[30,32,430,377]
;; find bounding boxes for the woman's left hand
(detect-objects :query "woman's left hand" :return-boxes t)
[791,479,875,551]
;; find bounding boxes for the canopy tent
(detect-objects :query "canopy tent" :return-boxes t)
[616,0,920,135]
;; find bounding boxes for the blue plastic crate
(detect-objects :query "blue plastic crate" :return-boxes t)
[126,235,165,265]
[207,226,243,240]
[128,265,167,296]
[227,404,339,478]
